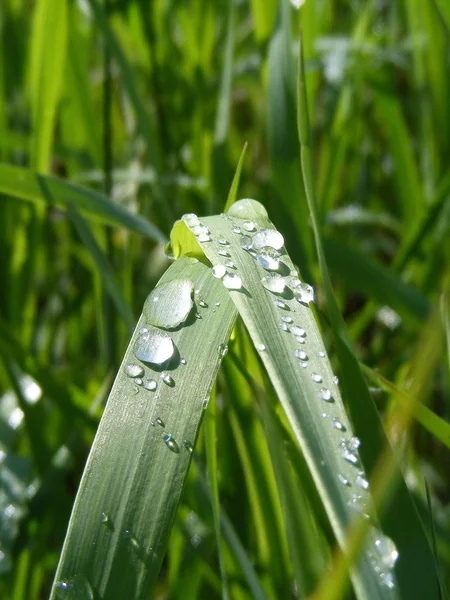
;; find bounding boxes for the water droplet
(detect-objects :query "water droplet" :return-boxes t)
[311,373,323,383]
[143,379,157,391]
[163,433,180,453]
[183,213,200,223]
[295,350,308,361]
[240,235,253,250]
[290,326,306,337]
[218,343,228,357]
[256,247,280,270]
[203,397,210,409]
[196,313,202,319]
[181,358,187,365]
[288,277,302,290]
[125,364,145,378]
[256,343,266,351]
[144,280,194,329]
[131,386,139,395]
[231,226,241,234]
[100,512,112,528]
[294,336,305,344]
[252,229,284,250]
[198,299,208,308]
[320,388,333,402]
[281,316,293,323]
[225,260,236,269]
[381,572,395,590]
[332,418,346,431]
[261,273,285,294]
[218,249,230,257]
[218,238,229,246]
[356,473,369,490]
[350,436,360,450]
[183,440,193,453]
[279,323,288,331]
[54,575,94,599]
[139,327,148,335]
[160,372,174,386]
[242,220,256,231]
[134,378,143,386]
[317,351,326,358]
[374,535,399,569]
[215,301,220,306]
[342,448,359,466]
[192,224,210,236]
[198,232,211,242]
[223,274,242,290]
[212,264,227,279]
[274,298,287,309]
[333,375,339,385]
[296,284,315,305]
[155,417,165,427]
[338,474,351,487]
[134,329,175,365]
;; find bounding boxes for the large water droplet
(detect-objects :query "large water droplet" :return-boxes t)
[218,343,228,357]
[163,433,180,453]
[256,247,280,270]
[134,329,175,365]
[296,282,315,305]
[54,575,94,599]
[143,379,157,391]
[261,273,285,294]
[223,274,242,290]
[252,229,284,250]
[125,364,144,378]
[144,280,194,329]
[240,235,253,250]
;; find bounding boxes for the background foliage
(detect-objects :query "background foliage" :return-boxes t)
[1,0,450,598]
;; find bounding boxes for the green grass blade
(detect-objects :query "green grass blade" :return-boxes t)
[173,201,399,599]
[224,142,248,213]
[0,163,165,242]
[50,256,237,599]
[28,0,67,172]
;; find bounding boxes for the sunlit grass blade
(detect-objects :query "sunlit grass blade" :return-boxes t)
[50,256,237,599]
[224,142,248,213]
[173,200,398,598]
[0,163,165,242]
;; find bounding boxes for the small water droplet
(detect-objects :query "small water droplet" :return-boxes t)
[156,417,165,427]
[196,313,202,319]
[290,326,306,337]
[183,440,193,453]
[139,327,148,335]
[274,298,287,309]
[252,229,284,250]
[231,226,241,234]
[294,336,305,344]
[281,316,293,323]
[256,247,281,270]
[279,322,288,331]
[183,213,200,225]
[320,388,333,402]
[288,277,302,290]
[203,397,210,409]
[261,273,285,294]
[143,379,157,391]
[295,349,308,361]
[240,235,253,250]
[322,412,328,418]
[125,364,145,378]
[356,473,369,490]
[134,378,143,386]
[218,238,230,246]
[333,375,339,385]
[350,436,360,450]
[163,433,180,453]
[256,343,266,351]
[218,249,230,257]
[131,386,139,395]
[338,473,351,487]
[199,299,208,308]
[242,220,256,231]
[198,232,211,242]
[332,418,346,431]
[192,224,210,236]
[160,372,175,386]
[311,373,323,383]
[215,301,220,306]
[218,343,228,357]
[317,351,326,358]
[212,264,227,279]
[342,448,359,466]
[134,329,175,365]
[225,260,236,269]
[101,511,110,525]
[54,575,94,599]
[374,535,399,569]
[223,273,242,290]
[181,358,187,365]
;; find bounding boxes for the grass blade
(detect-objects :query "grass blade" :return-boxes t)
[50,256,237,599]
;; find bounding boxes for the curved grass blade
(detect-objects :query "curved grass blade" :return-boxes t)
[50,256,237,599]
[0,163,165,242]
[172,201,400,599]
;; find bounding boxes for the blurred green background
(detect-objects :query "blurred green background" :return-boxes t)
[1,0,450,598]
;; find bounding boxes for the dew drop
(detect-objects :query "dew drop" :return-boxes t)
[223,273,242,290]
[183,213,200,225]
[350,436,361,450]
[231,226,241,234]
[54,575,94,599]
[181,358,187,365]
[338,473,351,487]
[218,238,230,246]
[198,232,211,242]
[215,301,220,306]
[163,433,180,453]
[281,316,293,324]
[144,280,195,329]
[143,379,157,391]
[261,273,285,294]
[317,351,326,358]
[192,224,210,236]
[294,336,306,344]
[256,247,281,270]
[319,388,333,402]
[342,448,359,466]
[101,511,110,525]
[134,329,175,365]
[279,323,288,331]
[225,261,236,269]
[212,264,227,279]
[374,535,399,569]
[198,299,208,308]
[274,298,287,309]
[256,343,266,351]
[156,417,165,427]
[333,375,339,385]
[295,349,308,361]
[139,327,148,335]
[134,378,143,386]
[240,235,253,250]
[183,440,193,453]
[252,228,284,250]
[242,220,256,231]
[332,418,346,431]
[296,282,315,304]
[131,386,139,395]
[218,249,230,257]
[290,326,306,337]
[218,343,228,357]
[288,277,302,290]
[311,373,323,383]
[125,364,144,378]
[160,372,175,386]
[356,473,369,490]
